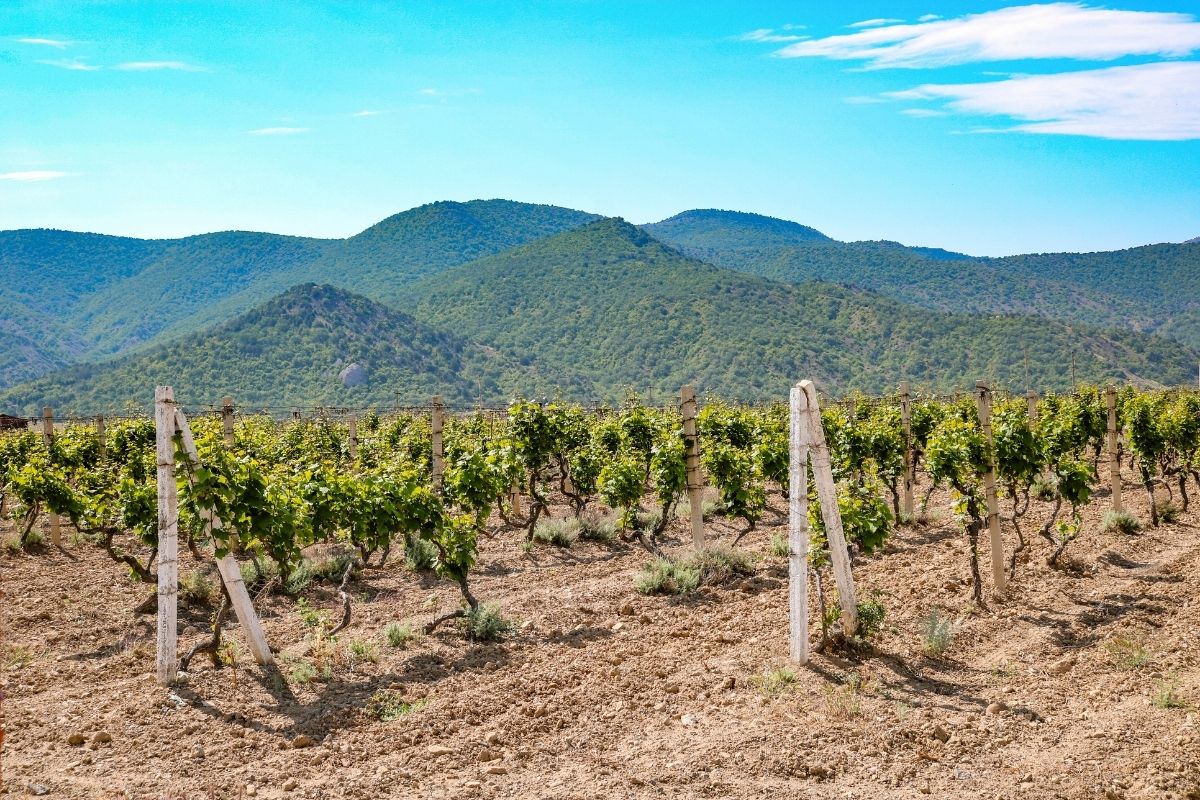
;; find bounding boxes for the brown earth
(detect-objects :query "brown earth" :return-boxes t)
[1,470,1198,800]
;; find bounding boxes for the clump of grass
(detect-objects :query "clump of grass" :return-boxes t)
[675,497,718,522]
[920,609,959,656]
[284,559,316,594]
[286,551,356,595]
[634,546,755,596]
[284,656,319,685]
[578,512,618,543]
[768,533,790,558]
[405,537,438,572]
[855,593,887,641]
[1152,671,1185,709]
[1103,637,1150,671]
[347,639,379,664]
[1103,510,1142,535]
[462,603,514,642]
[821,677,863,720]
[369,690,425,722]
[533,517,580,548]
[3,644,35,668]
[1159,502,1182,524]
[1031,476,1057,502]
[179,569,216,606]
[754,666,799,696]
[385,621,416,648]
[295,598,327,629]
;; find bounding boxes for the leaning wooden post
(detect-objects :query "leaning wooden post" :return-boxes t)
[899,381,914,519]
[975,382,1007,596]
[1026,390,1039,431]
[788,383,810,664]
[174,408,273,667]
[154,387,179,685]
[41,407,61,547]
[221,396,235,447]
[798,381,858,636]
[431,396,445,493]
[1107,385,1122,512]
[347,415,359,461]
[680,385,705,549]
[95,415,106,461]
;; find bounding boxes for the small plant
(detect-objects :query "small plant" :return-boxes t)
[821,677,863,720]
[286,657,318,685]
[385,621,416,648]
[1152,672,1185,709]
[347,639,379,664]
[854,593,887,641]
[179,569,215,606]
[635,558,700,595]
[369,689,424,722]
[404,537,438,572]
[578,513,618,543]
[688,546,756,585]
[1103,510,1141,535]
[296,598,327,628]
[284,559,316,594]
[1159,502,1182,524]
[462,603,514,642]
[634,547,755,596]
[2,644,34,668]
[768,532,790,558]
[532,517,580,548]
[920,609,958,656]
[754,666,798,696]
[1103,637,1150,671]
[1031,476,1057,502]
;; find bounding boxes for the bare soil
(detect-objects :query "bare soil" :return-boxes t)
[2,471,1198,800]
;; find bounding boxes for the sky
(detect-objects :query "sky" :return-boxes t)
[1,1,1198,256]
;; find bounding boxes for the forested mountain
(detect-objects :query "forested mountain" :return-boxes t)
[0,284,553,414]
[644,210,1197,347]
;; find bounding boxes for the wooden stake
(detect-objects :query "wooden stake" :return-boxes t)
[899,381,914,519]
[797,381,858,636]
[788,383,810,663]
[348,415,359,461]
[680,385,704,549]
[1026,390,1038,431]
[95,415,106,461]
[975,382,1007,596]
[431,395,445,493]
[1107,385,1122,513]
[154,388,179,685]
[174,408,273,667]
[221,396,235,448]
[41,407,61,548]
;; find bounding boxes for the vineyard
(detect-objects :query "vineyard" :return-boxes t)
[2,382,1200,799]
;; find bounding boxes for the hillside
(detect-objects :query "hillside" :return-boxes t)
[0,284,561,414]
[0,200,598,387]
[394,218,1199,399]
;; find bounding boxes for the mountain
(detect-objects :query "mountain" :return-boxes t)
[0,284,560,414]
[392,218,1198,399]
[644,210,1197,347]
[0,200,599,387]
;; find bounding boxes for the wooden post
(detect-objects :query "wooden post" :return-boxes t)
[899,381,914,519]
[348,415,359,461]
[221,396,235,447]
[1107,385,1122,512]
[95,415,106,461]
[431,395,445,493]
[510,480,523,516]
[680,385,704,549]
[41,407,61,547]
[1026,390,1038,431]
[975,382,1007,596]
[797,381,858,636]
[154,387,179,685]
[788,383,810,664]
[174,408,273,667]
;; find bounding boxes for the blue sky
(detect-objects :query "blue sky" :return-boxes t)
[1,1,1198,255]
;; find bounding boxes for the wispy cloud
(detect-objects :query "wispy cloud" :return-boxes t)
[900,107,949,117]
[0,170,70,182]
[918,14,941,23]
[352,109,386,117]
[849,18,904,29]
[17,37,73,48]
[115,61,206,72]
[775,3,1200,68]
[888,61,1200,140]
[247,127,310,136]
[738,28,807,44]
[37,58,99,71]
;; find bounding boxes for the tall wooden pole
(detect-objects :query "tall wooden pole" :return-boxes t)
[899,381,914,519]
[431,395,445,493]
[1026,390,1038,431]
[788,383,810,663]
[681,385,704,549]
[1107,385,1122,512]
[154,387,179,685]
[221,396,235,447]
[41,407,61,548]
[95,415,106,462]
[348,415,359,461]
[975,382,1007,596]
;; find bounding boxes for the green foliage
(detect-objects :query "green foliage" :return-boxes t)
[385,622,416,648]
[462,603,515,642]
[532,517,580,548]
[369,690,424,722]
[634,558,700,596]
[920,609,958,656]
[634,546,755,595]
[1103,510,1142,535]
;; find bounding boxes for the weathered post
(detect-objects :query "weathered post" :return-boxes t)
[95,415,106,461]
[431,395,445,493]
[348,415,359,461]
[680,385,704,549]
[221,396,235,447]
[154,387,179,685]
[899,381,914,519]
[1107,385,1122,512]
[788,383,810,663]
[1026,390,1039,431]
[975,382,1007,596]
[41,407,61,547]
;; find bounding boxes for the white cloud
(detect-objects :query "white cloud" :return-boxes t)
[247,127,310,136]
[900,107,949,117]
[37,58,99,71]
[918,14,941,23]
[775,3,1200,68]
[888,61,1200,140]
[17,37,73,48]
[849,18,904,29]
[116,61,206,72]
[352,109,385,117]
[0,170,70,181]
[738,28,807,43]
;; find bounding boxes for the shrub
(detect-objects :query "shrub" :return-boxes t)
[369,690,424,722]
[920,609,958,656]
[405,537,438,571]
[1103,510,1142,535]
[768,533,789,558]
[385,621,416,648]
[1031,476,1057,502]
[754,666,798,696]
[286,657,318,685]
[578,512,618,542]
[347,639,379,664]
[1159,502,1181,524]
[635,558,701,596]
[284,559,316,594]
[689,546,756,585]
[634,547,755,595]
[462,603,514,642]
[533,517,580,548]
[855,593,887,640]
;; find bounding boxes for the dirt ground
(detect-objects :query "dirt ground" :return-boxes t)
[2,469,1198,800]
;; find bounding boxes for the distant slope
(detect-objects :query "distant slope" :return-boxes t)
[395,218,1199,399]
[0,284,562,414]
